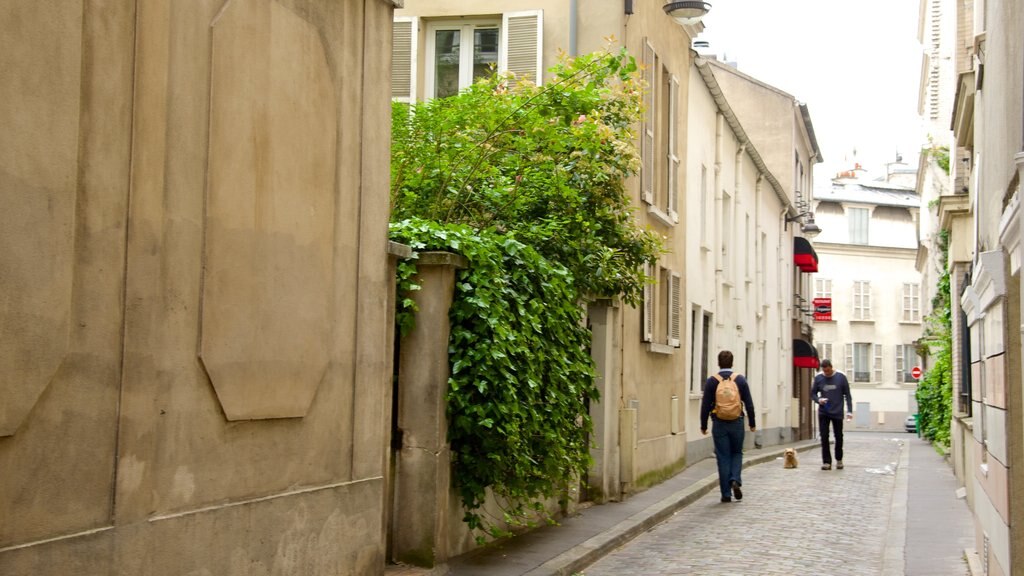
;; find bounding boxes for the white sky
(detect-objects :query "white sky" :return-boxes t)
[698,0,924,185]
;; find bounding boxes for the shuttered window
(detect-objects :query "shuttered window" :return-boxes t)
[396,11,543,101]
[642,262,654,342]
[501,11,543,86]
[667,75,680,222]
[391,17,418,102]
[667,271,681,347]
[640,39,656,205]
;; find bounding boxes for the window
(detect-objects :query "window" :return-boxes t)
[664,269,681,347]
[815,278,832,299]
[690,308,712,393]
[428,21,499,98]
[902,283,921,322]
[701,312,711,382]
[700,165,708,245]
[853,280,872,320]
[642,263,680,350]
[849,207,869,244]
[896,344,920,383]
[846,342,873,383]
[640,39,679,224]
[391,12,543,102]
[720,190,733,276]
[818,342,833,365]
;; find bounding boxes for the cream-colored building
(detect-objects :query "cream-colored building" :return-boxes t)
[1,1,397,574]
[945,0,1024,574]
[684,57,822,461]
[694,58,824,443]
[810,170,924,430]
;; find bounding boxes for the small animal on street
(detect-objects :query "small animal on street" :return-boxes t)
[783,448,799,469]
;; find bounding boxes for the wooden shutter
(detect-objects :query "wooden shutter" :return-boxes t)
[643,262,654,342]
[873,344,883,383]
[501,11,543,86]
[668,271,681,347]
[667,75,679,222]
[391,17,418,102]
[844,343,853,376]
[896,344,905,382]
[640,39,655,204]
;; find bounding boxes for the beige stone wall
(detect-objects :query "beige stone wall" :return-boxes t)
[0,0,395,574]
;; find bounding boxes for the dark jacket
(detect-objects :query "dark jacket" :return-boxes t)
[700,370,756,431]
[811,371,853,418]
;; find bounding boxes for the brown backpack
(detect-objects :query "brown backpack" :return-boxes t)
[712,373,743,421]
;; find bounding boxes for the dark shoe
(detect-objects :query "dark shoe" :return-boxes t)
[821,463,832,470]
[730,480,743,501]
[720,497,732,503]
[836,461,844,470]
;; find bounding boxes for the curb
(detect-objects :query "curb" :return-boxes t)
[527,442,819,576]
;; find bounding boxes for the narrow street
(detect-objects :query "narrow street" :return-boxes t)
[579,433,973,576]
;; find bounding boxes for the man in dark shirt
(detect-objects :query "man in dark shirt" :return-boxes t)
[811,359,853,470]
[700,350,756,502]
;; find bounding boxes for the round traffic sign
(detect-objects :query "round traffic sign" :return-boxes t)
[911,366,922,379]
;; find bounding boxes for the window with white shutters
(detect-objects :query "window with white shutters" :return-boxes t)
[641,40,656,205]
[873,344,883,383]
[667,271,681,347]
[392,11,543,101]
[902,283,921,322]
[391,17,418,102]
[853,280,871,320]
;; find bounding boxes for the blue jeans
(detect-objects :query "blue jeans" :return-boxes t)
[711,417,745,499]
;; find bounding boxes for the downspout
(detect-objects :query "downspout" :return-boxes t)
[569,0,578,57]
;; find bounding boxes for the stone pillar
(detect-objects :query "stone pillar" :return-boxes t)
[587,299,622,503]
[392,251,467,567]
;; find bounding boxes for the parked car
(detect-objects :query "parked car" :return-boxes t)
[904,415,917,433]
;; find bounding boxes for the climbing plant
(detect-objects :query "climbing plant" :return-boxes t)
[916,229,952,451]
[390,46,662,538]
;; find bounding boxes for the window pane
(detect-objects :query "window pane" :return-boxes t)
[434,29,461,98]
[849,207,869,244]
[473,28,499,81]
[854,343,870,382]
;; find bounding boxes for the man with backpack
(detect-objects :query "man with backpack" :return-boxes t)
[700,350,757,503]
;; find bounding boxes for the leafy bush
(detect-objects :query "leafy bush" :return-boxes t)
[916,229,952,450]
[391,220,598,536]
[390,46,662,538]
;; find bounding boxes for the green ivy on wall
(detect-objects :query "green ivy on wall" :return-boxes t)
[916,229,952,451]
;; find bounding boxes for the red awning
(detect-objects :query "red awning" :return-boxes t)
[794,236,818,273]
[794,339,820,368]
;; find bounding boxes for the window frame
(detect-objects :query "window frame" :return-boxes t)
[902,282,921,322]
[424,19,501,99]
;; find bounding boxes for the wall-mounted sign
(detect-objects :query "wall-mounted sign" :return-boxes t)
[813,297,832,322]
[911,366,922,379]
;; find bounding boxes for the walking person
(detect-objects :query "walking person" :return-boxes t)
[700,350,756,503]
[811,359,853,470]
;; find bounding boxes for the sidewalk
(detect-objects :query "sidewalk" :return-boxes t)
[387,439,820,576]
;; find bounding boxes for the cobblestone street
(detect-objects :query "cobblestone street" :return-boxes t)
[580,433,965,576]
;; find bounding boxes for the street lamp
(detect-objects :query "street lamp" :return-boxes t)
[785,211,822,238]
[663,1,711,26]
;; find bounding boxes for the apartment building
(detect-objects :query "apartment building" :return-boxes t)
[944,0,1024,574]
[685,57,822,461]
[810,167,924,430]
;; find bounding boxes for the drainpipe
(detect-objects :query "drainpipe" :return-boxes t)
[569,0,578,57]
